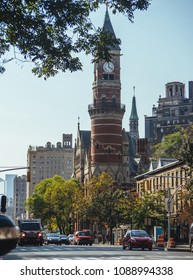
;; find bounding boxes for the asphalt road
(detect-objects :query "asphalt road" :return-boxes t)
[2,244,193,260]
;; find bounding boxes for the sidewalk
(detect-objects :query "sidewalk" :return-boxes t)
[155,243,190,252]
[166,244,190,252]
[96,242,191,252]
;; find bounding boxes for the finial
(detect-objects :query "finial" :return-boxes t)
[78,116,80,130]
[133,86,135,96]
[105,3,110,21]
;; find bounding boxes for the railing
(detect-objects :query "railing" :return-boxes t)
[88,102,125,111]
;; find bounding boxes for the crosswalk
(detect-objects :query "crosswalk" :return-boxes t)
[2,244,193,260]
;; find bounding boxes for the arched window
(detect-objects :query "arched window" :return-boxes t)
[102,96,106,106]
[112,97,116,106]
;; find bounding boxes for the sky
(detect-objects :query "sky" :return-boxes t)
[0,0,193,182]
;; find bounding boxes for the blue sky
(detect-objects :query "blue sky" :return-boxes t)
[0,0,193,180]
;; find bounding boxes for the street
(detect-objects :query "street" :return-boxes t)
[2,244,193,260]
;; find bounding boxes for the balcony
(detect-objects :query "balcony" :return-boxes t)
[88,102,125,117]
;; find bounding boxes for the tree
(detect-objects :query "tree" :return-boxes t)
[131,190,165,229]
[153,125,193,162]
[178,125,193,168]
[25,176,82,233]
[83,172,133,243]
[153,130,183,160]
[0,0,151,79]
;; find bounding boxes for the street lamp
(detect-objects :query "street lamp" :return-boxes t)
[166,184,182,248]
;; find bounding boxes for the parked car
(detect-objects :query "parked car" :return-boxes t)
[68,234,74,245]
[189,223,193,252]
[44,233,61,245]
[72,230,94,246]
[122,229,153,251]
[59,234,70,245]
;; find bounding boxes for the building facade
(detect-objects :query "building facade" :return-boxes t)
[13,175,27,223]
[27,134,74,200]
[145,81,193,148]
[74,9,139,188]
[135,159,190,241]
[4,174,17,220]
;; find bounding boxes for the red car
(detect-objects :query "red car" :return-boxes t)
[73,230,94,246]
[122,230,153,251]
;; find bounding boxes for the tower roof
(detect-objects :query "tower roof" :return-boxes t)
[130,95,139,120]
[102,7,120,51]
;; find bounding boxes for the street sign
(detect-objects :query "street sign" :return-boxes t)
[165,198,173,212]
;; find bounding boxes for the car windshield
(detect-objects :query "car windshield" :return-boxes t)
[60,235,68,238]
[131,231,149,237]
[48,234,59,237]
[20,223,40,231]
[78,231,90,236]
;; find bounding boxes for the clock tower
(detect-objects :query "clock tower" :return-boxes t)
[88,9,126,183]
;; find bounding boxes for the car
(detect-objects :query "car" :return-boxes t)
[122,229,153,251]
[44,233,61,245]
[68,234,74,245]
[18,220,43,246]
[189,223,193,252]
[59,234,70,245]
[72,230,94,246]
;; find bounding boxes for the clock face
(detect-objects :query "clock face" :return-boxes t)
[103,62,115,73]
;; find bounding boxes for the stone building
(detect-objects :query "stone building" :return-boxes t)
[145,81,193,151]
[27,134,73,200]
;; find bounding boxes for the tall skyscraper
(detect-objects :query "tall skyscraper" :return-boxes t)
[4,174,17,219]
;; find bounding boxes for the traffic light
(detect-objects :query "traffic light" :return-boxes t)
[27,170,31,182]
[1,195,6,213]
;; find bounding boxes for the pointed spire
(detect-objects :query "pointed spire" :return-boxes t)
[130,87,139,120]
[103,7,120,50]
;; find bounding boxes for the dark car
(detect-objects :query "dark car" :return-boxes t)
[59,234,70,245]
[44,233,61,245]
[122,229,153,251]
[72,230,94,246]
[189,223,193,252]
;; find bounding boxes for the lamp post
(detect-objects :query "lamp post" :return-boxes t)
[166,184,182,248]
[167,188,171,242]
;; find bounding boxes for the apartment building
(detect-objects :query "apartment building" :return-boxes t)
[135,158,189,241]
[27,134,74,200]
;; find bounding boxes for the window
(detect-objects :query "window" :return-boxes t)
[103,74,114,80]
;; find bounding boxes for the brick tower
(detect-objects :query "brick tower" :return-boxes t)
[88,9,126,183]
